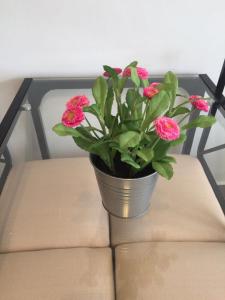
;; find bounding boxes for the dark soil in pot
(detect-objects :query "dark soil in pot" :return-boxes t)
[90,152,155,179]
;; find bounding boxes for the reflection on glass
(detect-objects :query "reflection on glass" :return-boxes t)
[204,149,225,186]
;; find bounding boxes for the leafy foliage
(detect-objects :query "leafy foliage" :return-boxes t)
[53,61,216,180]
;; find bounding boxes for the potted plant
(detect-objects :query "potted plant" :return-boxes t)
[53,61,216,218]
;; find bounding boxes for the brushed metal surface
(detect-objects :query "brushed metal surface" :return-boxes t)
[90,155,158,218]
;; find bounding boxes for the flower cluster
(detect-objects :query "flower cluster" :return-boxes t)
[60,69,210,139]
[62,96,89,127]
[54,61,215,179]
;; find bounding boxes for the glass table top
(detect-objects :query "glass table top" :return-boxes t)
[0,74,225,212]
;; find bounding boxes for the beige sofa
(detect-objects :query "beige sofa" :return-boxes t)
[0,155,224,299]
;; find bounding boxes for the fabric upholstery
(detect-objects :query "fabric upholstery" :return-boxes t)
[0,247,114,300]
[116,242,225,300]
[111,155,225,246]
[0,157,109,252]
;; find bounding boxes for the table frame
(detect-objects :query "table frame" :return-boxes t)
[0,61,225,212]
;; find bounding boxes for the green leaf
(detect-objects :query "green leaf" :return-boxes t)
[52,123,78,136]
[170,131,187,146]
[74,137,112,168]
[121,153,140,169]
[162,72,178,109]
[126,61,138,68]
[83,103,100,117]
[89,140,112,169]
[122,120,141,131]
[148,90,170,121]
[164,71,178,87]
[143,132,158,144]
[73,136,91,152]
[83,104,105,125]
[75,127,97,140]
[53,124,93,140]
[153,140,171,161]
[116,131,141,149]
[136,148,154,162]
[92,76,108,116]
[164,71,178,108]
[104,87,114,128]
[130,67,140,87]
[118,77,127,93]
[152,161,173,180]
[121,103,130,119]
[182,115,216,130]
[170,107,190,117]
[142,91,170,129]
[126,89,136,109]
[72,136,112,170]
[110,117,121,137]
[103,65,118,79]
[142,79,149,88]
[161,155,176,163]
[126,89,143,120]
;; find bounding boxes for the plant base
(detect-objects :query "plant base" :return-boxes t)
[90,154,158,219]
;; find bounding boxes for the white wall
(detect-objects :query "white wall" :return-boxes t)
[1,0,225,114]
[0,0,225,179]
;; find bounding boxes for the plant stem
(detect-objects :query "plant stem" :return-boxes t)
[87,126,104,133]
[176,94,188,98]
[85,118,100,138]
[98,118,107,135]
[178,109,194,125]
[110,156,116,174]
[151,137,160,149]
[132,137,161,176]
[141,101,149,131]
[173,100,190,109]
[115,90,123,121]
[109,113,118,137]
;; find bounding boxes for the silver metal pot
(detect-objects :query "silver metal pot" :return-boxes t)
[90,154,158,219]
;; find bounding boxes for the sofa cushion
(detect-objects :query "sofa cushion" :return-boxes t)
[0,247,114,300]
[0,157,109,252]
[111,155,225,246]
[116,242,225,300]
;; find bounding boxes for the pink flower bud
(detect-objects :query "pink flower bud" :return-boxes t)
[151,82,160,87]
[103,67,122,77]
[122,67,131,77]
[122,67,149,80]
[143,83,160,99]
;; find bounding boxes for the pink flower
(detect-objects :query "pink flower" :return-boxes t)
[137,67,149,80]
[154,117,180,141]
[103,67,122,77]
[122,67,131,77]
[189,95,209,112]
[151,82,160,87]
[143,83,160,99]
[66,95,89,110]
[122,67,149,80]
[192,99,209,112]
[143,86,159,99]
[189,95,201,101]
[62,107,85,127]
